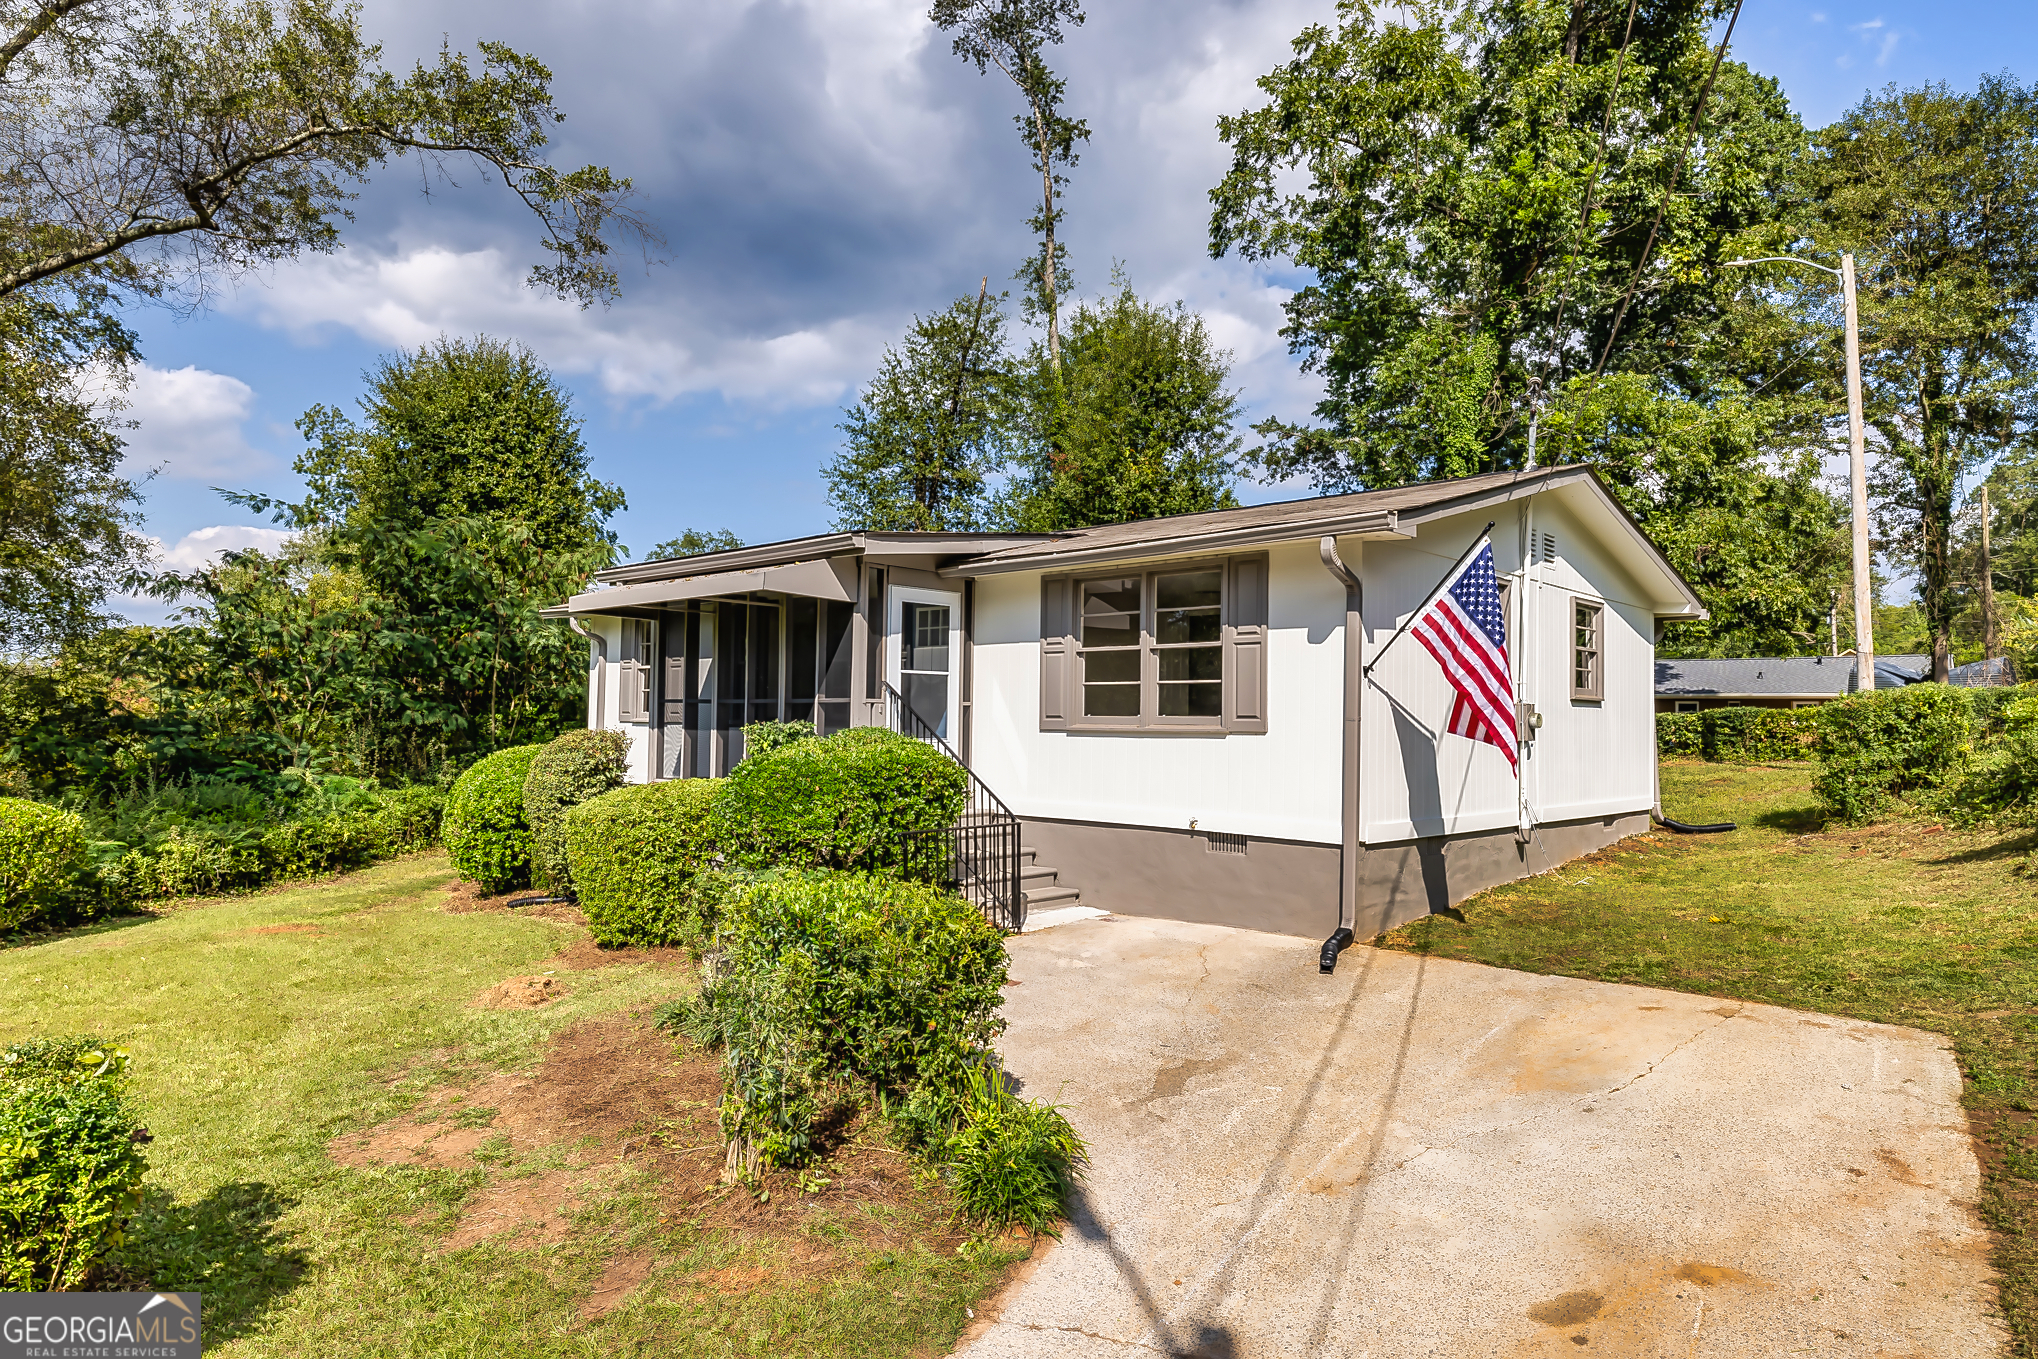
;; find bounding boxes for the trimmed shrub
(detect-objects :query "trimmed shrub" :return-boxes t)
[1656,712,1701,756]
[0,1037,149,1290]
[1656,708,1817,762]
[565,779,724,947]
[1938,693,2038,826]
[696,870,1006,1169]
[739,720,815,762]
[0,800,88,931]
[713,728,968,874]
[444,745,544,892]
[1813,684,1974,822]
[523,730,630,893]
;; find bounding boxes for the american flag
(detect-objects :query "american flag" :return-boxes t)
[1411,539,1518,770]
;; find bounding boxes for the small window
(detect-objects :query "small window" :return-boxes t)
[1673,700,1700,714]
[1571,599,1603,702]
[1791,699,1822,709]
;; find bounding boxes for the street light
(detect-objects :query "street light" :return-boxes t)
[1725,252,1874,691]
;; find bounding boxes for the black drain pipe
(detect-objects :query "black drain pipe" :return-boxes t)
[1318,536,1364,975]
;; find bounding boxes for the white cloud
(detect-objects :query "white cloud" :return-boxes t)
[228,245,890,410]
[1846,17,1901,67]
[152,524,294,571]
[117,365,267,480]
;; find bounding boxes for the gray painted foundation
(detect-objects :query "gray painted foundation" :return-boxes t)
[1019,811,1651,941]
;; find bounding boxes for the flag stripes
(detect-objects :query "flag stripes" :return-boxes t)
[1408,540,1518,770]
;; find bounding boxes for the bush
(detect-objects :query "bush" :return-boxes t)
[697,870,1006,1169]
[565,779,724,947]
[942,1065,1088,1235]
[0,1037,149,1290]
[1938,693,2038,826]
[1813,684,1974,822]
[0,800,88,931]
[1655,712,1700,756]
[739,720,815,761]
[444,745,544,892]
[713,729,968,874]
[523,730,630,893]
[1655,708,1817,762]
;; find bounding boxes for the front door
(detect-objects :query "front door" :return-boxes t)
[888,586,962,741]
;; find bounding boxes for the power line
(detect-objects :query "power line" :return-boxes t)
[1593,0,1749,376]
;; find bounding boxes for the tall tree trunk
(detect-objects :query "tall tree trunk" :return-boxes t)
[1032,98,1061,373]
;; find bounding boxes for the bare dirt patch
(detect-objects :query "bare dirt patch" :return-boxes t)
[544,936,689,972]
[473,975,567,1009]
[330,1011,985,1277]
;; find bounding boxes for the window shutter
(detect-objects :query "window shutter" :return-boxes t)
[618,620,651,722]
[1039,577,1072,730]
[1223,554,1269,734]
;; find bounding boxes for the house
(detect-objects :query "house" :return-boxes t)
[553,467,1704,942]
[1654,653,2012,713]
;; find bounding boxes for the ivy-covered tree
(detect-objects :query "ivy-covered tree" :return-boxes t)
[644,529,743,560]
[998,281,1241,531]
[292,336,624,557]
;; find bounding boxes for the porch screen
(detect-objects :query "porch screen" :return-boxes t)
[1039,553,1268,734]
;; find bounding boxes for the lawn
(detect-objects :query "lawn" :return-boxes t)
[0,853,1023,1357]
[1379,758,2038,1356]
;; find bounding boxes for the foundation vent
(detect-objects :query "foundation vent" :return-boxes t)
[1202,831,1248,856]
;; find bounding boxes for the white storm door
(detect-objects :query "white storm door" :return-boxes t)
[887,586,962,741]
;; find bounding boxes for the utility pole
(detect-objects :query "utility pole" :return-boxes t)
[1727,251,1875,689]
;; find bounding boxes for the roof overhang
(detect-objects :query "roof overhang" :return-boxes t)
[937,510,1416,579]
[560,556,859,613]
[592,530,1059,587]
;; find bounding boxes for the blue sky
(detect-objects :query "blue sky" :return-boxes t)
[113,0,2037,617]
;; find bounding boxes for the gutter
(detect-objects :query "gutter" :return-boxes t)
[569,615,606,729]
[1317,535,1365,975]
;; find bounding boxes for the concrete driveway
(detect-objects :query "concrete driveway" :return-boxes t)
[957,916,2005,1359]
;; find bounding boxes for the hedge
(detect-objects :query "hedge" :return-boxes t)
[1813,684,1975,822]
[444,745,544,893]
[738,719,815,762]
[712,728,968,874]
[564,779,724,947]
[0,800,86,932]
[1656,708,1818,763]
[524,730,629,893]
[0,1037,148,1290]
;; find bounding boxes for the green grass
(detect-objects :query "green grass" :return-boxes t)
[1380,759,2038,1356]
[1,852,1020,1356]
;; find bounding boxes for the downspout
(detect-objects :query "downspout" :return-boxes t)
[570,615,606,729]
[1318,536,1363,974]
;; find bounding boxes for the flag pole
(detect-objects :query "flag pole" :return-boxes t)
[1361,522,1497,680]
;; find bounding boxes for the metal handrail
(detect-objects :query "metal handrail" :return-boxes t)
[881,679,1026,932]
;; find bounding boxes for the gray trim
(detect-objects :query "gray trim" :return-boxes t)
[596,531,1057,586]
[1020,809,1650,941]
[1570,595,1604,702]
[953,510,1405,577]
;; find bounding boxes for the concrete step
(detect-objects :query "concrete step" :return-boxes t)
[1021,863,1060,887]
[1023,883,1084,908]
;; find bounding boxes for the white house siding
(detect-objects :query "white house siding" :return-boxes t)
[579,614,656,784]
[968,539,1348,843]
[1351,496,1658,845]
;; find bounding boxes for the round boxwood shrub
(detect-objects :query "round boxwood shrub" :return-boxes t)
[712,728,967,873]
[443,745,544,893]
[0,799,87,932]
[565,779,724,947]
[524,729,630,893]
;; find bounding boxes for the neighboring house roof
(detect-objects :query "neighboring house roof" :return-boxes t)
[1655,654,1936,699]
[570,467,1707,620]
[1950,656,2018,687]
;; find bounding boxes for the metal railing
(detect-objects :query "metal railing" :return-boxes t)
[882,680,1026,933]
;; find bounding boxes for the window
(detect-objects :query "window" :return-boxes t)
[1674,700,1700,714]
[1571,598,1603,702]
[617,618,654,722]
[1041,554,1267,733]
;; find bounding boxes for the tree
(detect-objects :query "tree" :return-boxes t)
[998,280,1241,531]
[0,291,150,655]
[291,336,624,557]
[644,529,742,560]
[1208,0,1805,488]
[0,0,647,309]
[826,286,1014,531]
[930,0,1087,369]
[1794,77,2038,682]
